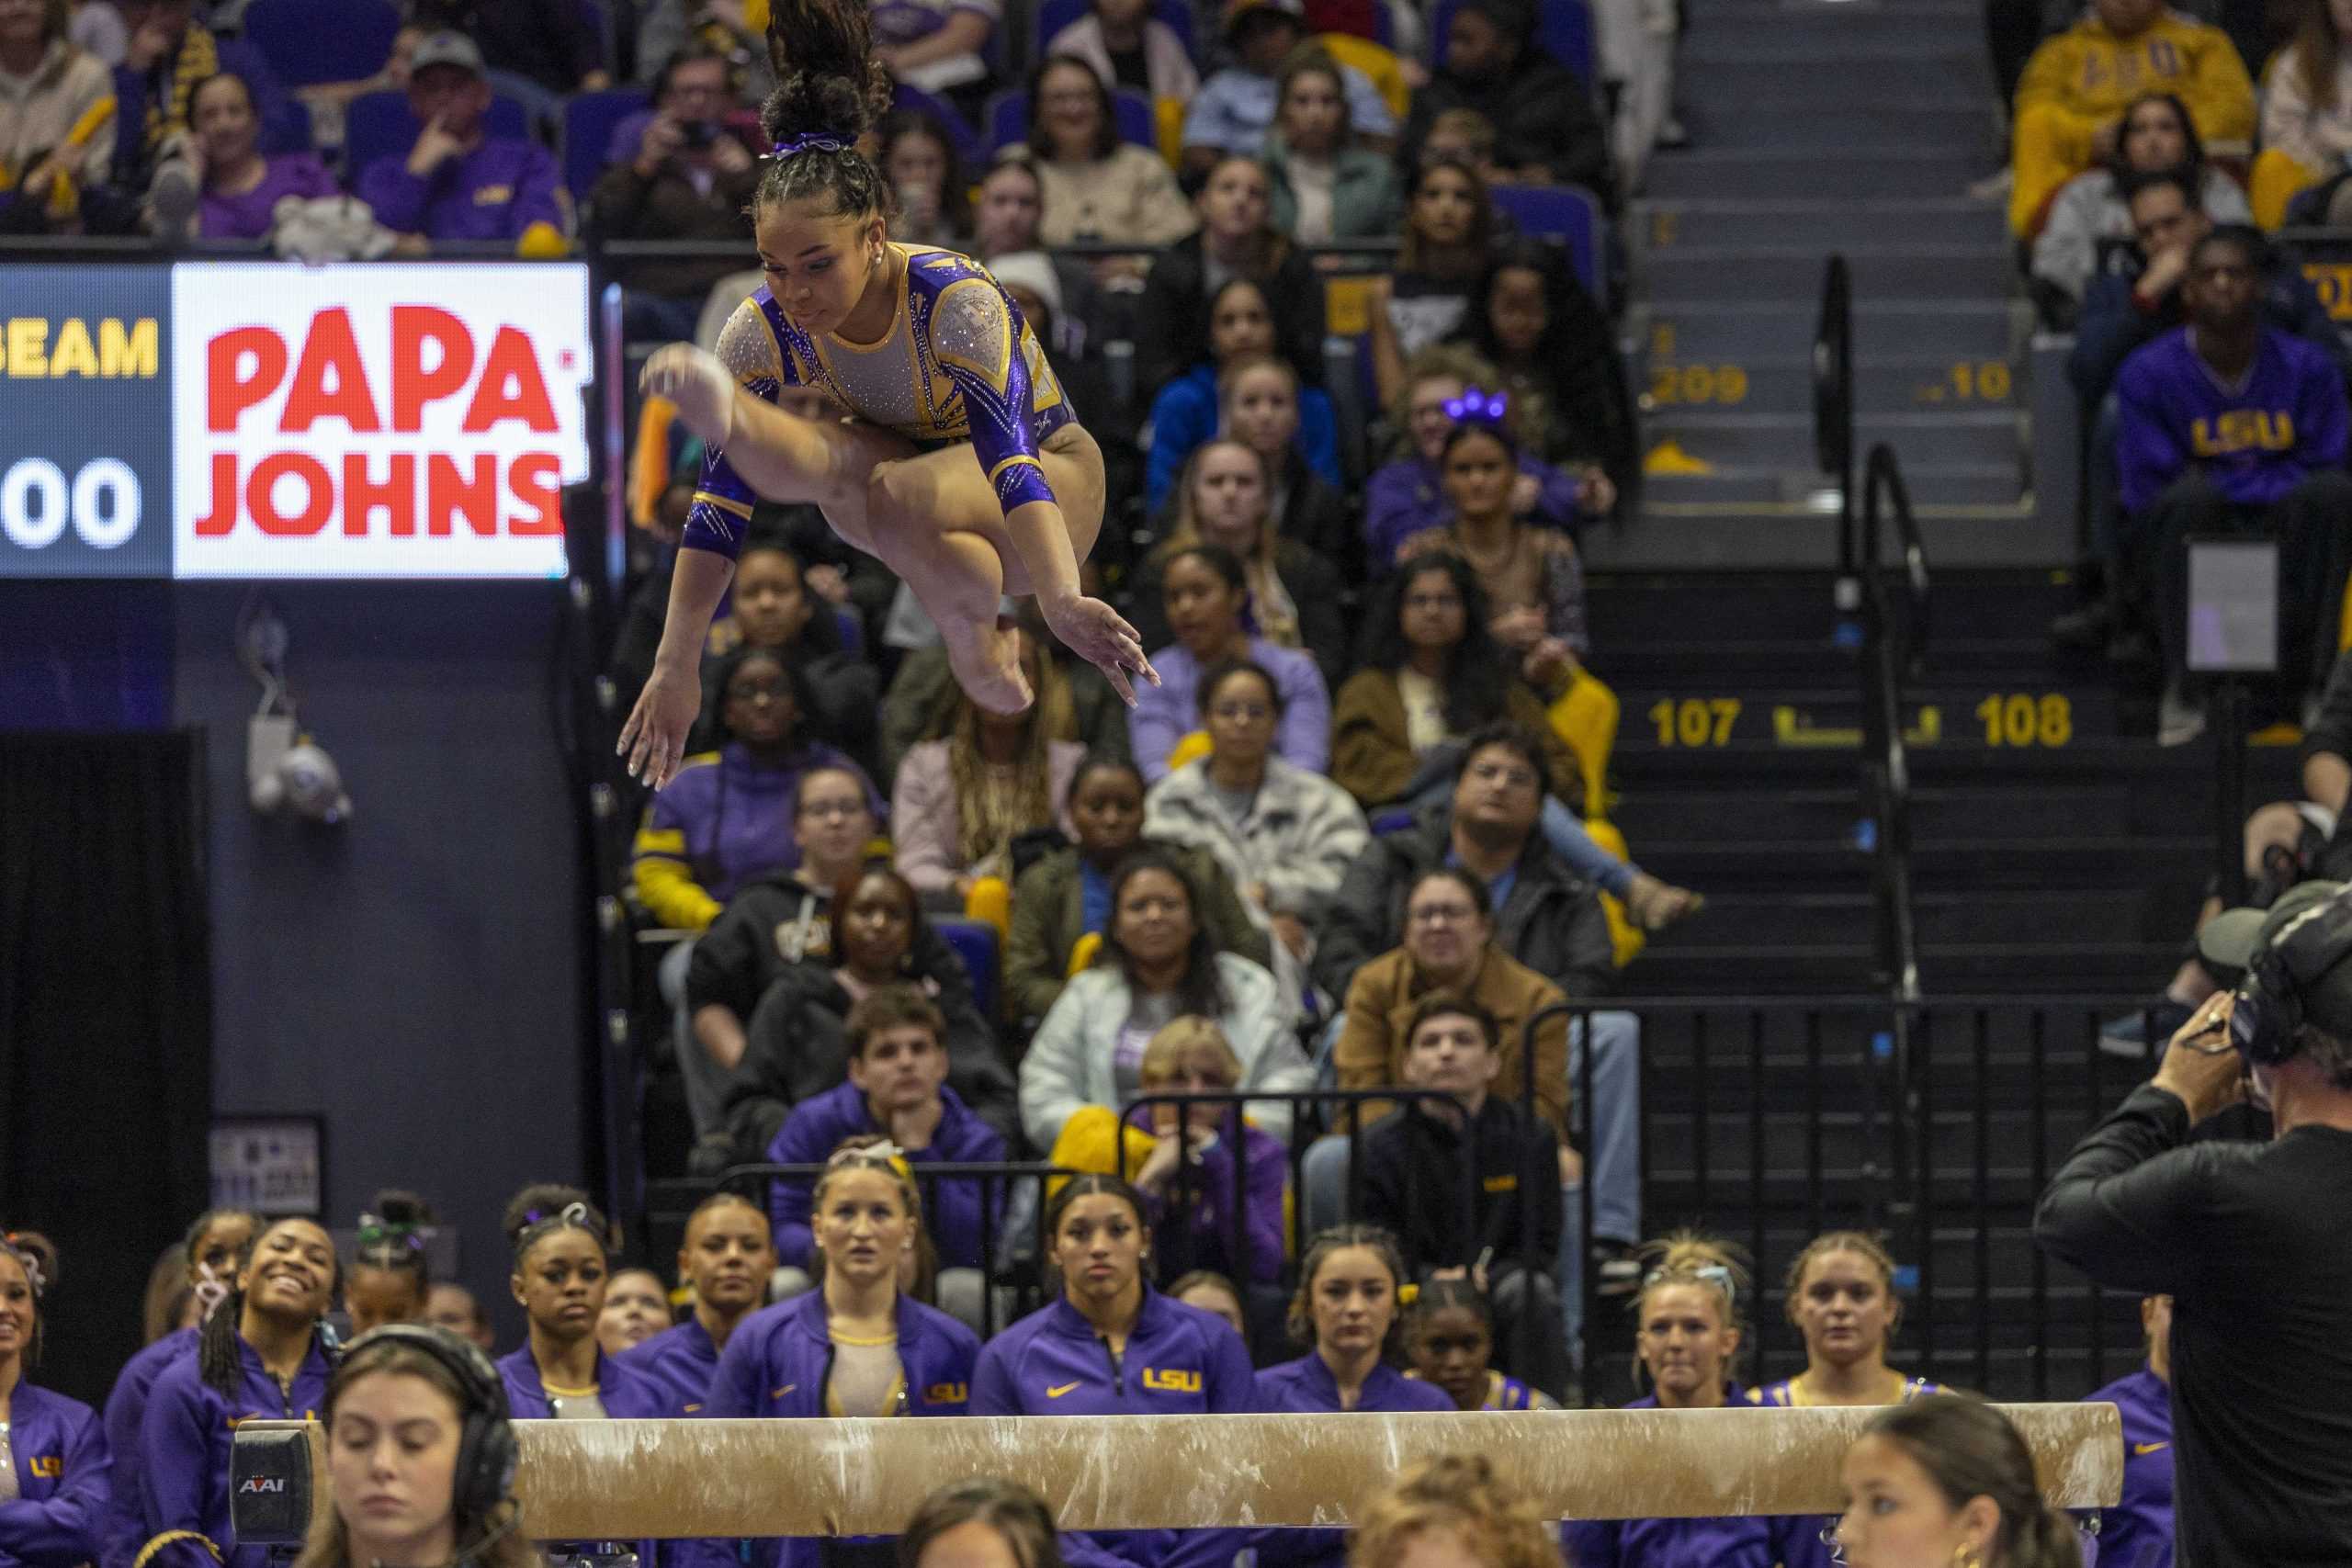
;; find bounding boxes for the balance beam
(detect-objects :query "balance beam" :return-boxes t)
[237,1404,2119,1538]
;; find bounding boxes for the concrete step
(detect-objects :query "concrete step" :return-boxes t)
[1611,682,2119,750]
[1648,409,2023,468]
[1675,49,1992,103]
[1636,197,2007,253]
[1682,100,1996,155]
[1682,1,1987,54]
[1643,464,2023,508]
[1643,299,2018,361]
[1642,355,2020,421]
[1641,243,2018,303]
[1644,147,1991,201]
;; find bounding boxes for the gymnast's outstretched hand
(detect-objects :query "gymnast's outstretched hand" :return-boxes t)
[619,661,700,790]
[1040,592,1159,708]
[640,344,737,446]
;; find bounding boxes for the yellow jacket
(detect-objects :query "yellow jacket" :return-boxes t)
[2016,8,2254,144]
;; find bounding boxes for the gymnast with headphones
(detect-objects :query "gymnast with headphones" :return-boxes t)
[2036,877,2352,1568]
[288,1324,537,1568]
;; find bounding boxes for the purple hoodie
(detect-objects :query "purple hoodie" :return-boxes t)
[1562,1390,1775,1568]
[1251,1355,1452,1568]
[356,137,566,243]
[100,1328,194,1568]
[1362,454,1586,576]
[765,1079,1007,1271]
[139,1336,334,1568]
[1,1382,111,1568]
[2088,1365,2174,1568]
[198,154,340,240]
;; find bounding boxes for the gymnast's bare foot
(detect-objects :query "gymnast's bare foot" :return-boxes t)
[942,615,1035,716]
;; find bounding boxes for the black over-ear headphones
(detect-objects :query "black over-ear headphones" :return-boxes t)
[336,1324,518,1531]
[2232,893,2352,1066]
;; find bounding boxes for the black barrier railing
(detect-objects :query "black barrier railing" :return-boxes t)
[1815,253,1855,573]
[718,1160,1079,1336]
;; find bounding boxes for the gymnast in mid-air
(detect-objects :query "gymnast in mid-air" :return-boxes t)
[620,0,1155,786]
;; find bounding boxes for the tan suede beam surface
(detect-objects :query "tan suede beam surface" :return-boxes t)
[243,1404,2120,1539]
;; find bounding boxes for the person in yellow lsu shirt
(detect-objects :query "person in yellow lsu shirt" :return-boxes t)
[2010,0,2254,237]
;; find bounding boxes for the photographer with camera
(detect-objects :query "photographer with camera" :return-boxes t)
[2036,879,2352,1567]
[588,45,760,343]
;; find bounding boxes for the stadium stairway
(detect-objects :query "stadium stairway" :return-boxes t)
[1615,0,2066,568]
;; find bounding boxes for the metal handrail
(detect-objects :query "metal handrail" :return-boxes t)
[1815,253,1854,572]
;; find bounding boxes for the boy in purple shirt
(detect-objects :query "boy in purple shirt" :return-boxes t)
[2115,225,2352,739]
[356,31,568,245]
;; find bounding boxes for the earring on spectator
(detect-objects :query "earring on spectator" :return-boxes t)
[1952,1547,1981,1568]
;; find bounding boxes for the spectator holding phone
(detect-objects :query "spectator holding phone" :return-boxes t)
[591,45,761,341]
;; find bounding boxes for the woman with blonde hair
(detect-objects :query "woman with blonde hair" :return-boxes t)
[1565,1234,1773,1567]
[1348,1454,1555,1568]
[2256,0,2352,229]
[290,1325,541,1568]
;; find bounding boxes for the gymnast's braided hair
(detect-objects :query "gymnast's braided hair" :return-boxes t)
[756,0,894,221]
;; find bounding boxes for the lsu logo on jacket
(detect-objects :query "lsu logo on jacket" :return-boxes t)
[1141,1368,1202,1393]
[925,1382,968,1404]
[28,1456,62,1479]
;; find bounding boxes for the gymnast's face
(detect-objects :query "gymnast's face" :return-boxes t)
[1053,1192,1147,1306]
[1635,1282,1738,1407]
[813,1167,915,1288]
[513,1228,609,1344]
[1407,1305,1491,1409]
[1834,1435,1997,1568]
[680,1200,773,1317]
[756,199,888,338]
[1791,1249,1897,1371]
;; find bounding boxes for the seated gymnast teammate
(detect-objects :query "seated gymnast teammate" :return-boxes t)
[624,0,1157,788]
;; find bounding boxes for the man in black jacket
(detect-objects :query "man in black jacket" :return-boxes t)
[1397,0,1617,210]
[1312,723,1613,1004]
[1360,994,1571,1399]
[2035,884,2352,1568]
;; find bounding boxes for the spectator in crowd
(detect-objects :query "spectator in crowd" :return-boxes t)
[356,31,567,246]
[632,647,882,933]
[1350,1453,1558,1568]
[422,1281,494,1351]
[1262,47,1399,244]
[879,107,969,248]
[102,1209,253,1568]
[2255,0,2352,228]
[2086,1295,2175,1568]
[674,765,884,1148]
[109,0,291,174]
[406,0,607,107]
[701,536,879,760]
[1419,105,1503,185]
[763,986,1007,1325]
[496,1190,671,1420]
[2113,226,2352,742]
[1754,1233,1945,1568]
[870,0,997,118]
[893,627,1085,911]
[1169,1269,1250,1337]
[1144,660,1368,984]
[707,1147,980,1472]
[970,157,1102,324]
[1314,723,1615,1003]
[1830,1398,2083,1568]
[143,69,335,240]
[1136,151,1327,395]
[0,0,118,234]
[882,597,1134,782]
[1005,755,1272,1021]
[988,250,1136,500]
[1043,0,1196,104]
[69,0,119,66]
[1144,281,1340,516]
[634,0,773,106]
[1357,995,1572,1400]
[0,1233,107,1568]
[1182,0,1394,175]
[1403,1277,1555,1409]
[1399,0,1615,206]
[1400,407,1617,817]
[1020,845,1308,1148]
[614,1192,775,1413]
[594,1268,671,1357]
[591,46,763,343]
[344,1192,432,1337]
[1052,1016,1290,1288]
[2030,90,2250,319]
[1331,558,1571,821]
[1453,241,1636,514]
[1131,441,1350,687]
[721,862,1018,1156]
[2007,0,2253,238]
[1329,867,1567,1136]
[1368,157,1496,409]
[1129,543,1333,783]
[140,1219,338,1568]
[1010,55,1193,249]
[2036,903,2352,1566]
[1566,1234,1776,1568]
[1365,349,1600,574]
[1216,357,1355,580]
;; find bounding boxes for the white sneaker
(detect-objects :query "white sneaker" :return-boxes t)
[2159,682,2208,746]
